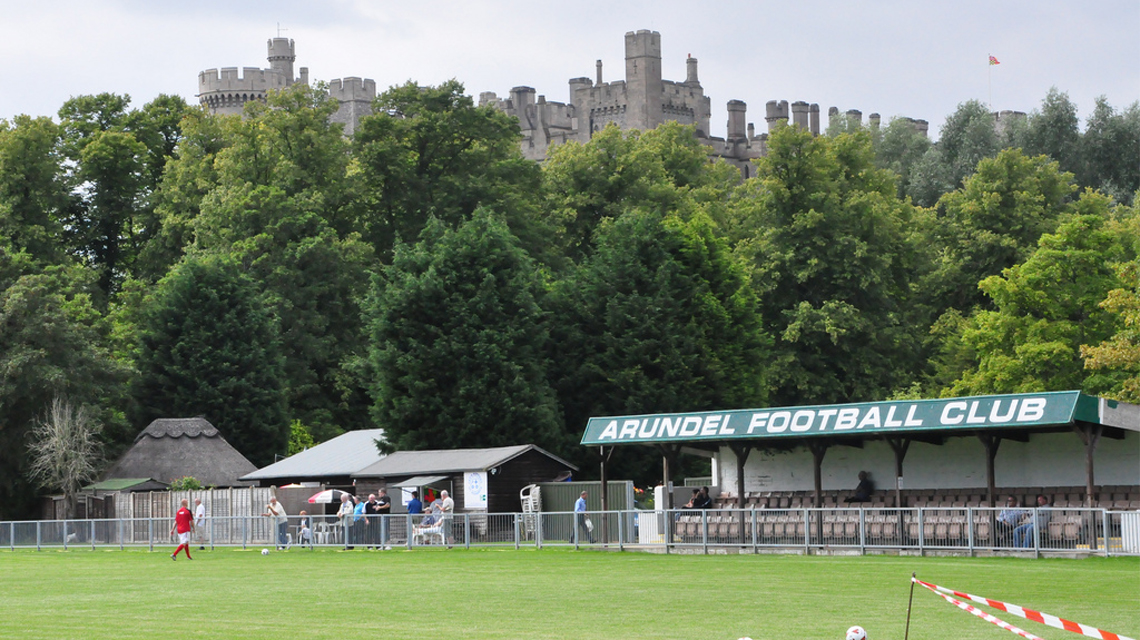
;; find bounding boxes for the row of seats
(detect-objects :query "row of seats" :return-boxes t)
[713,485,1140,510]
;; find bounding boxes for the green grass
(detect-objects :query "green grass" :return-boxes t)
[1,548,1136,640]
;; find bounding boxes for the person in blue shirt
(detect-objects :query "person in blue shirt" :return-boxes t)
[575,490,594,543]
[407,490,423,515]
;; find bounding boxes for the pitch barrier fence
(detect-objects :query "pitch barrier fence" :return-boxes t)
[2,507,1138,556]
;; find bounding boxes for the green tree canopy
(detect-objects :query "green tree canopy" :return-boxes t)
[367,210,565,455]
[131,255,288,466]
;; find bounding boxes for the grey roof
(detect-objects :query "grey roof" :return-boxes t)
[353,444,577,478]
[241,429,387,481]
[103,418,256,487]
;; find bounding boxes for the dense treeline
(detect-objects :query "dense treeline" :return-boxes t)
[1,83,1137,518]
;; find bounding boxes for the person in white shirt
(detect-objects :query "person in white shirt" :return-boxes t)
[440,490,455,546]
[194,498,207,550]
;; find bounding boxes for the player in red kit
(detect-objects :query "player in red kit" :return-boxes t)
[170,498,195,560]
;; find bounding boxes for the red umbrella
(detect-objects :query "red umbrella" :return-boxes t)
[308,489,351,504]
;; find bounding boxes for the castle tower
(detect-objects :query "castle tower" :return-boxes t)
[624,30,663,130]
[267,38,297,85]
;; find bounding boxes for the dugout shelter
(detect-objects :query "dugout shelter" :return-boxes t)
[580,391,1139,511]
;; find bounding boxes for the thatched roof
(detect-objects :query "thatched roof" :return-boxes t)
[102,418,256,487]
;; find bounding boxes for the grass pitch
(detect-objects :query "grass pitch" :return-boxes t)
[2,547,1136,640]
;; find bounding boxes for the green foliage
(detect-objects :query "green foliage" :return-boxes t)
[738,124,921,405]
[926,148,1076,314]
[1079,98,1140,205]
[907,100,1002,207]
[367,210,565,455]
[168,475,203,491]
[0,116,70,264]
[940,203,1133,396]
[131,255,288,466]
[287,420,317,456]
[874,117,932,199]
[352,80,541,260]
[0,248,125,519]
[1081,207,1140,401]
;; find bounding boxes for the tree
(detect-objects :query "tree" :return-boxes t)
[287,420,316,456]
[352,80,542,260]
[907,100,1002,207]
[367,210,565,455]
[547,209,769,481]
[1079,97,1140,205]
[874,117,932,200]
[0,116,70,264]
[540,121,738,265]
[941,203,1133,396]
[1021,88,1082,178]
[131,255,288,466]
[736,124,921,405]
[27,397,103,519]
[1081,208,1140,401]
[0,248,124,519]
[924,148,1076,314]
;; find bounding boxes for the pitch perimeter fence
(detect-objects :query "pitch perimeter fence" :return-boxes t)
[2,508,1137,556]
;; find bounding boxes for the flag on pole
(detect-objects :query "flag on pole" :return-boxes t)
[989,55,1000,65]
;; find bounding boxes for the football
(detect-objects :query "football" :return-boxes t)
[261,548,269,556]
[846,626,866,640]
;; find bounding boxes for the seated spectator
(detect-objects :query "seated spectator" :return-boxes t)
[1013,494,1052,548]
[844,472,874,503]
[683,489,700,509]
[692,487,713,510]
[995,496,1026,546]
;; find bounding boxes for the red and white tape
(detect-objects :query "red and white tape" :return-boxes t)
[913,578,1135,640]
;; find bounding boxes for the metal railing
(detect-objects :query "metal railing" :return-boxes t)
[1,508,1136,556]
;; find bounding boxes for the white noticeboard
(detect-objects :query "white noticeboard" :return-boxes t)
[464,471,488,509]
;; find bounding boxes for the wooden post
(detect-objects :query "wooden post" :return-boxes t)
[977,434,1002,507]
[808,440,828,546]
[599,446,614,544]
[729,444,752,544]
[1074,424,1103,506]
[887,437,911,544]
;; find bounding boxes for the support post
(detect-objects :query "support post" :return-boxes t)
[729,443,752,544]
[887,437,911,544]
[808,440,828,545]
[977,434,1002,507]
[599,446,614,544]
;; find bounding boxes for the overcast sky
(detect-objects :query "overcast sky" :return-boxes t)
[1,0,1137,140]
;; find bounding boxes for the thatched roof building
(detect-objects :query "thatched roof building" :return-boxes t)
[102,418,256,487]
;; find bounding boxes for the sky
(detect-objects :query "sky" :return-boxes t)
[1,0,1137,140]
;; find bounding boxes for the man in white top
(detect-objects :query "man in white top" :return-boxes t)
[262,496,289,550]
[194,498,207,550]
[439,490,455,546]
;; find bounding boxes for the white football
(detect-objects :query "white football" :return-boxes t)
[846,626,866,640]
[261,548,269,555]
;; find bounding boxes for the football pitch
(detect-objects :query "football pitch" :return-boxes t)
[2,548,1136,640]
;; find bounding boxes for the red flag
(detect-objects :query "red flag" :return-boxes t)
[989,55,1000,65]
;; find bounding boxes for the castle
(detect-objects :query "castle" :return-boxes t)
[197,32,930,170]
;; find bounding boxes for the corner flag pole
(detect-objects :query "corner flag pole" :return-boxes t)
[905,572,916,640]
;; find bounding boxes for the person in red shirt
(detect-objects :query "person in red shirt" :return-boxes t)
[170,498,195,560]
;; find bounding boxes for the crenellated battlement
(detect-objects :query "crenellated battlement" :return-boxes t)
[198,67,289,95]
[328,77,376,102]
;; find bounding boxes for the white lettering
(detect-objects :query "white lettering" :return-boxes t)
[599,421,618,440]
[857,407,882,429]
[904,405,923,427]
[835,408,859,430]
[1017,398,1047,422]
[747,413,769,434]
[884,405,902,427]
[639,418,659,438]
[619,420,639,439]
[790,410,815,432]
[966,401,986,424]
[942,402,967,425]
[989,399,1017,423]
[718,414,734,436]
[659,417,681,438]
[817,409,838,429]
[768,411,791,433]
[700,415,722,436]
[679,416,703,436]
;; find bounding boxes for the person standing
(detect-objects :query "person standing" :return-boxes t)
[406,490,423,515]
[376,488,392,550]
[194,498,207,550]
[439,490,455,546]
[263,496,289,550]
[363,493,380,549]
[337,493,356,549]
[170,499,195,560]
[575,491,594,543]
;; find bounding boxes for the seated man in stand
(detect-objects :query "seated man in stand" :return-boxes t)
[844,472,874,503]
[1013,494,1052,548]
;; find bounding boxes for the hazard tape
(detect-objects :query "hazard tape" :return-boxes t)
[914,580,1044,640]
[913,578,1136,640]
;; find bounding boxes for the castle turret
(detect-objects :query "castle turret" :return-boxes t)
[791,101,810,130]
[810,104,820,135]
[267,38,297,85]
[596,60,603,85]
[766,100,789,132]
[625,30,663,130]
[727,100,747,141]
[328,77,376,136]
[686,56,699,85]
[914,119,929,137]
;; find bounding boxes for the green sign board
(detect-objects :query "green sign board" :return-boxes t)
[580,391,1090,446]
